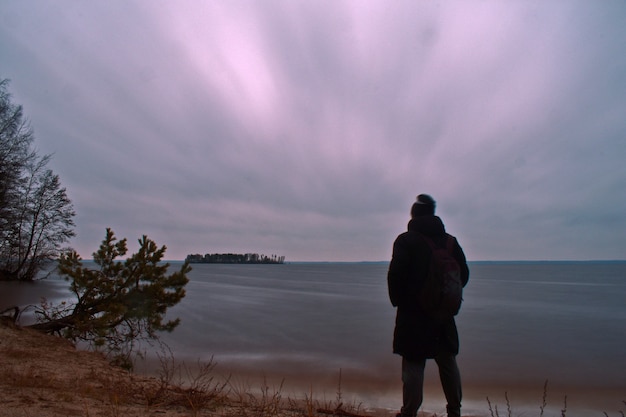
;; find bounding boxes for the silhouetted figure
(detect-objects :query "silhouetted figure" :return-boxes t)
[388,194,469,417]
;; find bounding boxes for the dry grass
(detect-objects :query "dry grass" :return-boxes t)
[486,380,625,417]
[0,322,386,417]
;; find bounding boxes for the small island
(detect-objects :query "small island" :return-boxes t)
[185,253,285,264]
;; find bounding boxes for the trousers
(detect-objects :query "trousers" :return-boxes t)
[400,353,462,417]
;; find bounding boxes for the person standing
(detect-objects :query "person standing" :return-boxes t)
[388,194,470,417]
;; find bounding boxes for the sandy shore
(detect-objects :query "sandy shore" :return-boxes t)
[1,319,622,417]
[0,321,411,417]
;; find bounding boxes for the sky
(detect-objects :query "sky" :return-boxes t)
[1,1,625,262]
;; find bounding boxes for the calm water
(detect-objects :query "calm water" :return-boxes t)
[2,261,625,416]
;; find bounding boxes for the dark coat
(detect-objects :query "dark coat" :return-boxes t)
[387,215,469,360]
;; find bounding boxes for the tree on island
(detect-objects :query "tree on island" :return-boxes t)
[186,252,285,264]
[29,228,191,369]
[0,79,75,281]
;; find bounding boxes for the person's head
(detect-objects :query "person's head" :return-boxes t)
[410,194,436,217]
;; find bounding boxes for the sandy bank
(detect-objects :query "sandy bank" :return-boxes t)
[1,320,622,417]
[0,321,407,417]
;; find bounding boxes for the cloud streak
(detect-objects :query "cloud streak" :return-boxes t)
[1,1,625,261]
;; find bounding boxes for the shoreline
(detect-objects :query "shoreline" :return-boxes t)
[136,347,624,417]
[1,322,624,417]
[2,272,625,417]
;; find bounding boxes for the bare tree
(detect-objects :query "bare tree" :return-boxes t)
[1,79,35,245]
[0,79,75,280]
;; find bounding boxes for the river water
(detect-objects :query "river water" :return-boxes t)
[2,261,625,416]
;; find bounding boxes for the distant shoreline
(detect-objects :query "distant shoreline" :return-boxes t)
[185,252,285,264]
[158,259,626,264]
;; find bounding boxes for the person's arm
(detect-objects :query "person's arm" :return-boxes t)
[388,235,409,307]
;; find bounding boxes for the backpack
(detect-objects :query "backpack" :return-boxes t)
[418,234,463,320]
